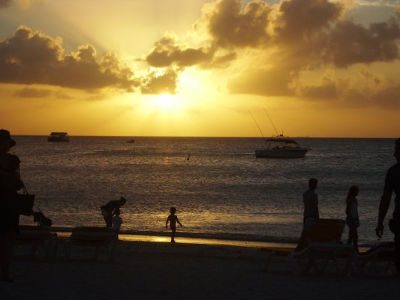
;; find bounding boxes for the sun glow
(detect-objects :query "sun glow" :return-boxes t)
[157,93,177,110]
[140,93,186,115]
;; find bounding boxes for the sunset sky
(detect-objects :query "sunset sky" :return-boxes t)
[1,0,400,137]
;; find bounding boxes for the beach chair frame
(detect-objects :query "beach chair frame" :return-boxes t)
[16,225,58,259]
[64,227,118,262]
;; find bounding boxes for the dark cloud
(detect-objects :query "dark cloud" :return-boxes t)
[206,0,271,47]
[228,66,296,97]
[140,69,178,94]
[298,82,337,100]
[146,36,212,68]
[327,19,400,67]
[217,0,400,103]
[14,87,52,98]
[274,0,343,43]
[0,0,12,8]
[295,71,400,108]
[0,26,136,91]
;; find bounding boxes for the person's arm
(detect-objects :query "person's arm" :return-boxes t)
[376,172,393,238]
[177,217,183,227]
[166,216,170,229]
[345,199,350,217]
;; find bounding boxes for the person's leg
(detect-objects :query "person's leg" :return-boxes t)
[347,226,353,245]
[0,232,15,281]
[395,232,400,273]
[171,227,176,243]
[102,211,112,228]
[353,228,359,251]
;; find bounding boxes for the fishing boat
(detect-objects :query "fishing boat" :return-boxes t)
[48,132,70,142]
[255,135,308,158]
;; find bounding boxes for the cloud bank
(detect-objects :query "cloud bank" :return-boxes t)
[2,0,400,105]
[0,27,136,91]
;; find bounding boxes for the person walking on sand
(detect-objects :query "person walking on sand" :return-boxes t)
[296,178,319,251]
[345,185,360,250]
[100,197,126,228]
[376,138,400,273]
[0,129,24,282]
[166,207,182,243]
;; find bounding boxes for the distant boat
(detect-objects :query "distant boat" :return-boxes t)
[255,135,308,158]
[127,139,135,143]
[48,132,70,142]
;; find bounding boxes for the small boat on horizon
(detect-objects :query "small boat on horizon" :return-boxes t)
[255,135,308,158]
[48,132,70,142]
[127,139,135,143]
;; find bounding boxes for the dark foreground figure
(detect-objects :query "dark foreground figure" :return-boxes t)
[376,138,400,273]
[0,129,24,282]
[100,197,127,228]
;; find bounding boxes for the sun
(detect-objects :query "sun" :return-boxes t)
[157,93,177,110]
[153,94,182,113]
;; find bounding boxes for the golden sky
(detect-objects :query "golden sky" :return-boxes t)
[1,0,400,137]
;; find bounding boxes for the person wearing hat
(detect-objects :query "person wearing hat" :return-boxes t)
[376,138,400,273]
[0,129,24,282]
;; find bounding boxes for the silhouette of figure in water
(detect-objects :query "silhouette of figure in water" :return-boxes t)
[345,185,360,251]
[376,138,400,273]
[296,178,319,251]
[166,207,182,243]
[0,129,24,282]
[100,197,126,228]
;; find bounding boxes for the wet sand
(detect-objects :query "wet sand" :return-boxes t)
[2,237,398,299]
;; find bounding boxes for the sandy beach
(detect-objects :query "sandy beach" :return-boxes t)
[1,237,398,300]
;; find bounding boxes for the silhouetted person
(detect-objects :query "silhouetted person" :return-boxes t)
[345,185,359,250]
[166,207,182,243]
[100,197,126,228]
[376,138,400,273]
[112,208,123,232]
[33,211,52,227]
[295,178,319,251]
[0,129,24,282]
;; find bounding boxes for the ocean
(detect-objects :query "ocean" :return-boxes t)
[12,136,398,243]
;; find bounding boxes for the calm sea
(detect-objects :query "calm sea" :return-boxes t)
[11,136,398,243]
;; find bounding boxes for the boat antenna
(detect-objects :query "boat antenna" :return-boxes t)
[263,108,279,136]
[249,111,264,137]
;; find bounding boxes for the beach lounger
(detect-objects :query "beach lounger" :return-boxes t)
[16,225,58,258]
[354,242,396,275]
[265,219,355,275]
[65,227,118,262]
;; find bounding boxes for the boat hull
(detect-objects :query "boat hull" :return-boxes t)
[48,137,69,142]
[255,148,308,158]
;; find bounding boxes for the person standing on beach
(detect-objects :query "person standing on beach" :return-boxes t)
[0,129,24,282]
[100,197,126,228]
[166,207,182,243]
[345,185,360,250]
[296,178,319,251]
[376,138,400,273]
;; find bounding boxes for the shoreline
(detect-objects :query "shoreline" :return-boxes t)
[40,226,380,250]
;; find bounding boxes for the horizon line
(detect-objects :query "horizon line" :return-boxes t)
[12,134,399,139]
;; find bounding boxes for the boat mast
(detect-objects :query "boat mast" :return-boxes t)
[263,108,279,136]
[249,111,265,138]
